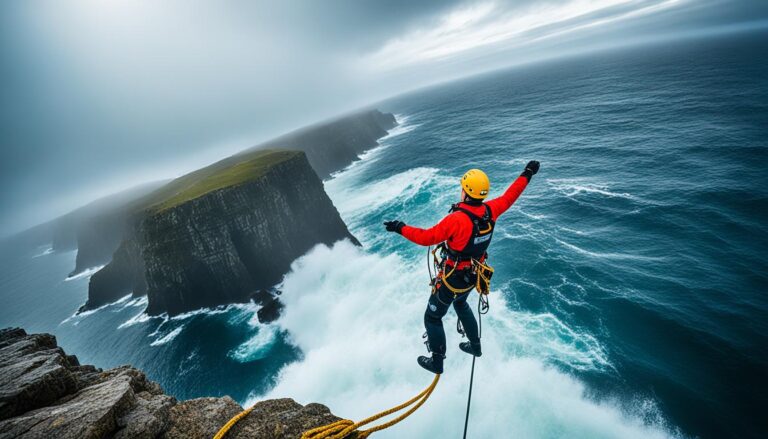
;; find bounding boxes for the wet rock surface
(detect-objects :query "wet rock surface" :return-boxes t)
[0,328,341,439]
[251,290,285,323]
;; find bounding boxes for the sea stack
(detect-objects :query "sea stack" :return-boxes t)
[86,150,357,316]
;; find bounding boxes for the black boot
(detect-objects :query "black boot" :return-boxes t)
[459,341,482,357]
[417,355,444,374]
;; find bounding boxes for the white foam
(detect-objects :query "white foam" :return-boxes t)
[547,178,645,202]
[64,265,106,282]
[326,167,441,221]
[381,115,419,139]
[326,115,419,182]
[228,325,279,362]
[150,326,184,346]
[120,296,149,309]
[555,238,666,262]
[32,247,54,258]
[61,293,133,325]
[61,303,108,325]
[326,144,390,182]
[250,241,676,438]
[118,311,156,328]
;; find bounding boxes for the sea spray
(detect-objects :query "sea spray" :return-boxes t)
[256,241,676,438]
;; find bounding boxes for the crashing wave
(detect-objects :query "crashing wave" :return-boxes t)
[64,264,106,282]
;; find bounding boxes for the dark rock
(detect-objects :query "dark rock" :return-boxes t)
[250,289,274,306]
[0,327,27,346]
[161,397,242,439]
[0,372,137,439]
[114,390,176,439]
[0,329,78,420]
[85,238,147,310]
[224,398,342,439]
[250,290,285,323]
[257,297,285,324]
[0,328,343,439]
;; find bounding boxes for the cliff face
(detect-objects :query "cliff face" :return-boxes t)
[28,109,394,277]
[86,150,357,316]
[245,109,397,179]
[0,328,339,439]
[87,237,147,310]
[10,180,168,273]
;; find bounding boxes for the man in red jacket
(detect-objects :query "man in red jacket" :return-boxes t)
[384,161,540,374]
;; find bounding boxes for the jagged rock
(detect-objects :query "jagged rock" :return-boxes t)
[250,289,274,306]
[0,328,343,439]
[161,397,242,439]
[0,372,137,439]
[257,297,285,324]
[250,290,285,323]
[0,328,79,421]
[225,398,342,439]
[114,391,176,439]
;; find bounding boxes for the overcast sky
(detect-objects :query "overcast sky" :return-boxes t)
[1,0,767,235]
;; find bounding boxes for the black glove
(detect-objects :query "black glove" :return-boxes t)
[521,160,540,181]
[384,220,405,234]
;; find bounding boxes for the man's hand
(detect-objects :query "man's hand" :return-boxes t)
[521,160,540,181]
[384,220,405,234]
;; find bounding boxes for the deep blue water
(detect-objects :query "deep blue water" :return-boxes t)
[1,30,767,438]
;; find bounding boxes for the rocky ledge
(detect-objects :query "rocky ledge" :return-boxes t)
[0,328,340,439]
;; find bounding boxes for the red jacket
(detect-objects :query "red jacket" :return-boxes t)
[401,175,529,253]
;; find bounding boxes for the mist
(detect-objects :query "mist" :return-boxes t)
[1,0,766,236]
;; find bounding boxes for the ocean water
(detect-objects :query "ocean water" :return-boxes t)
[1,30,767,438]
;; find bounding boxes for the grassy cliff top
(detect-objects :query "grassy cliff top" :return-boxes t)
[146,149,302,213]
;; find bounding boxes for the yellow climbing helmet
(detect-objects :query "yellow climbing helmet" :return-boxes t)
[461,169,490,199]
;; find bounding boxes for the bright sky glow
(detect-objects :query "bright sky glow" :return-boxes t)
[366,0,683,69]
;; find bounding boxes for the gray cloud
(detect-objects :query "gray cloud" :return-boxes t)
[1,0,766,235]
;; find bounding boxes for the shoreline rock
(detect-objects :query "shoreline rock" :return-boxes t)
[0,327,340,439]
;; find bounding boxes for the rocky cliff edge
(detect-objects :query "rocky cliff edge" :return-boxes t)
[0,328,340,439]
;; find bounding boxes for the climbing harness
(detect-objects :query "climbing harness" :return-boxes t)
[429,243,495,297]
[445,203,495,260]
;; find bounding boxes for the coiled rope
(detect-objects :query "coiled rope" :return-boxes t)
[212,374,439,439]
[300,374,440,439]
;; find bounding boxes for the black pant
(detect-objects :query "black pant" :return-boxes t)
[424,269,480,357]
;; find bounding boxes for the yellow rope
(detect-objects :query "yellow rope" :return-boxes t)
[441,264,474,294]
[301,374,440,439]
[212,405,254,439]
[213,374,439,439]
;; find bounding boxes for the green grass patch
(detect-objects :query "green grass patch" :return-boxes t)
[146,149,301,213]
